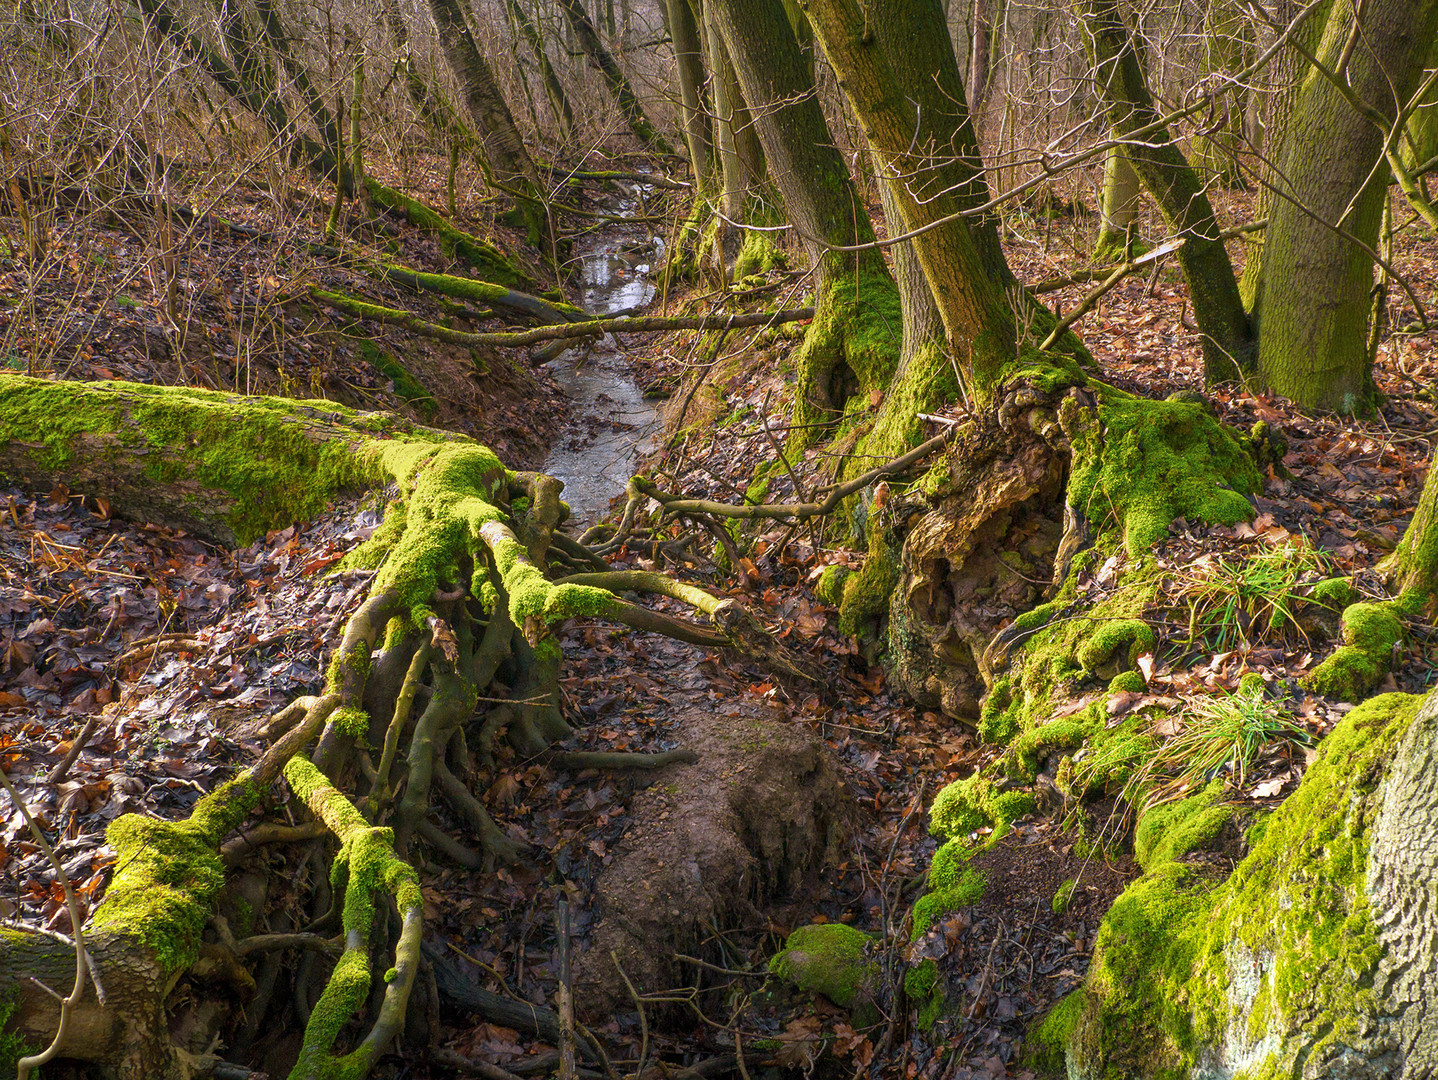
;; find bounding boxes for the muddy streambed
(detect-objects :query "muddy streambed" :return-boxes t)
[541,190,664,527]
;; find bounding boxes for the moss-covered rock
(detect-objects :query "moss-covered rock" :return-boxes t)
[769,923,878,1019]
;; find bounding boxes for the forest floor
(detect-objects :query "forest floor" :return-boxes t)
[3,161,1438,1079]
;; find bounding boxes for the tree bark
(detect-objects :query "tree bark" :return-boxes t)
[709,0,880,281]
[799,0,1020,398]
[1094,145,1142,259]
[1255,0,1438,412]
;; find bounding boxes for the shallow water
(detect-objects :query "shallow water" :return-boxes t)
[541,201,664,529]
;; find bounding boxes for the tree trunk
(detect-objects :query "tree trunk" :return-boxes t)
[702,2,767,223]
[709,0,903,436]
[1094,145,1142,260]
[709,0,879,278]
[555,0,675,154]
[1078,0,1254,384]
[1255,0,1438,412]
[1236,0,1327,312]
[799,0,1020,399]
[1067,689,1438,1078]
[667,0,716,191]
[424,0,549,244]
[385,0,467,144]
[967,0,992,119]
[1383,450,1438,606]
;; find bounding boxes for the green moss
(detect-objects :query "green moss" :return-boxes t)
[0,989,35,1075]
[1072,692,1422,1078]
[854,337,955,466]
[816,563,851,607]
[1310,576,1355,610]
[768,923,875,1009]
[1065,390,1260,556]
[789,265,901,449]
[1052,878,1077,915]
[913,857,986,935]
[330,706,370,740]
[904,958,938,1000]
[930,773,1035,839]
[1010,713,1099,782]
[1108,669,1147,694]
[978,676,1018,743]
[1076,618,1156,675]
[0,375,408,544]
[839,520,899,639]
[1132,781,1233,871]
[1304,600,1405,702]
[1028,990,1085,1074]
[91,774,267,971]
[732,228,787,279]
[1015,601,1064,635]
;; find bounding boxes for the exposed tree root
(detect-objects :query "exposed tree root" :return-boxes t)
[0,377,825,1080]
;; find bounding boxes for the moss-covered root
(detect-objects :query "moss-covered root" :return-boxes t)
[362,178,532,288]
[837,517,898,641]
[1304,599,1407,703]
[2,695,341,1077]
[93,694,341,974]
[1066,691,1427,1079]
[284,754,423,1080]
[769,924,880,1024]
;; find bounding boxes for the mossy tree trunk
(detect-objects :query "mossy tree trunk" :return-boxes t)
[424,0,550,245]
[708,0,902,433]
[0,375,818,1080]
[1078,0,1255,384]
[701,4,769,223]
[1254,0,1438,413]
[1235,0,1333,313]
[799,0,1022,402]
[1383,449,1438,606]
[1093,145,1142,260]
[1067,690,1438,1078]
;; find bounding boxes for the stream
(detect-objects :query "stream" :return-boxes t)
[541,186,665,528]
